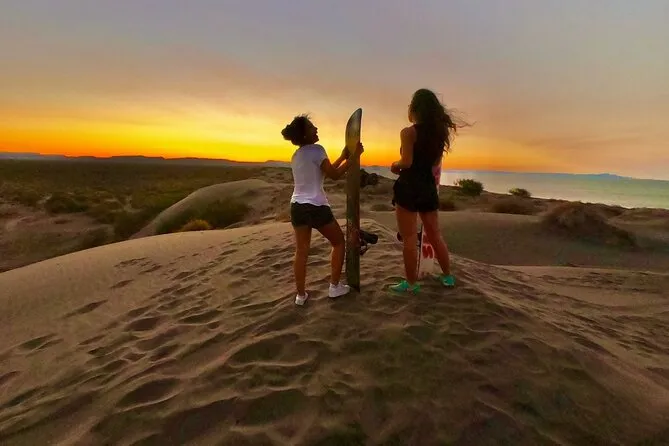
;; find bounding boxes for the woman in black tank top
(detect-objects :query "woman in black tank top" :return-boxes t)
[389,89,465,293]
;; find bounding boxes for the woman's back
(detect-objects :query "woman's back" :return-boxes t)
[399,124,442,182]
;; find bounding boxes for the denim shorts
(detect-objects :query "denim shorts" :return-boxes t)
[290,202,335,228]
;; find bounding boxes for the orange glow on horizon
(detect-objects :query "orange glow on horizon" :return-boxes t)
[1,107,577,174]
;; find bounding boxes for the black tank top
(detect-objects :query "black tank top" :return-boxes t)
[398,124,441,184]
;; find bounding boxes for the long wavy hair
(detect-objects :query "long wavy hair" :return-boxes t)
[408,88,466,163]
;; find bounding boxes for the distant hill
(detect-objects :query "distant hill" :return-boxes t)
[0,152,282,167]
[0,152,632,180]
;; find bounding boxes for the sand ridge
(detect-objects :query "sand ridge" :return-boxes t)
[1,219,668,445]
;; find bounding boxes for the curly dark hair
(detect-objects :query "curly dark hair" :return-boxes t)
[281,114,312,146]
[409,88,466,162]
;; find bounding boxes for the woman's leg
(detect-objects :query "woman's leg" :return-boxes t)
[293,225,312,297]
[315,220,345,285]
[395,204,419,284]
[419,210,454,285]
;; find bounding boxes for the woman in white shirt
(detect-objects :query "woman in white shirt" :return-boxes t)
[281,114,363,306]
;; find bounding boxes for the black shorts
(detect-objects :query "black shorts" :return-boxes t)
[392,176,439,213]
[290,202,335,228]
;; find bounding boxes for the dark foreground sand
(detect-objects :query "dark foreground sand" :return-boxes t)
[1,218,668,445]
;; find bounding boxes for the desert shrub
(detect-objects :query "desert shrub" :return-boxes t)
[360,170,380,188]
[156,197,250,234]
[594,204,627,219]
[439,195,457,211]
[78,227,111,250]
[3,187,42,207]
[542,202,636,247]
[454,178,484,197]
[199,198,250,228]
[178,219,213,232]
[113,209,155,239]
[130,191,189,215]
[491,197,535,215]
[87,201,123,224]
[44,193,89,214]
[509,187,531,198]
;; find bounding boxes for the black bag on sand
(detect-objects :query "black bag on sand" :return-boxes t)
[359,229,378,256]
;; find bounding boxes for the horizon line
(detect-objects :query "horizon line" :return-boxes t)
[1,150,667,183]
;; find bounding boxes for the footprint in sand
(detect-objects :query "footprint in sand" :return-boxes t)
[197,288,216,298]
[115,377,181,410]
[125,316,164,332]
[149,344,182,361]
[1,387,43,409]
[17,334,62,353]
[156,300,181,312]
[178,309,222,325]
[111,279,134,289]
[125,304,154,319]
[173,283,198,296]
[219,248,237,257]
[134,327,186,352]
[62,300,107,319]
[87,334,136,359]
[79,334,105,347]
[172,270,196,281]
[115,257,148,268]
[140,264,162,274]
[157,284,181,295]
[228,333,300,365]
[228,278,249,288]
[0,371,20,388]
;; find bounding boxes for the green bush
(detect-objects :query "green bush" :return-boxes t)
[44,193,89,214]
[542,202,636,247]
[113,210,155,239]
[87,201,123,224]
[509,187,531,198]
[156,197,250,234]
[178,219,213,232]
[78,227,111,250]
[3,187,42,207]
[454,178,484,197]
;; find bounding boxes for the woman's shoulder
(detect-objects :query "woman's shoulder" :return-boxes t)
[294,144,326,162]
[400,125,417,139]
[299,143,325,151]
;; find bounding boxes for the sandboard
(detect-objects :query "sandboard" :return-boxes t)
[416,158,442,278]
[345,108,363,291]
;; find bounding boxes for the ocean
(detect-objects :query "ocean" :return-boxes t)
[365,167,669,210]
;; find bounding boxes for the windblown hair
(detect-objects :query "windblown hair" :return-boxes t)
[409,88,467,163]
[281,114,312,146]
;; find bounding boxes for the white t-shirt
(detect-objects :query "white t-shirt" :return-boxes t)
[290,144,329,206]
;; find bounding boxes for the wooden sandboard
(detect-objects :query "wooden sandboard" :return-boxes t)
[345,108,363,291]
[416,158,442,278]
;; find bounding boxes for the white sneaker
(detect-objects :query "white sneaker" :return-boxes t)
[328,282,350,298]
[295,292,309,306]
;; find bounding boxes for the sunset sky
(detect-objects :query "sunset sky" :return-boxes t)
[1,1,668,179]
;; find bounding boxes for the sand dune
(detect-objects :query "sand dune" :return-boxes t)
[132,179,282,238]
[371,210,669,272]
[1,218,668,445]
